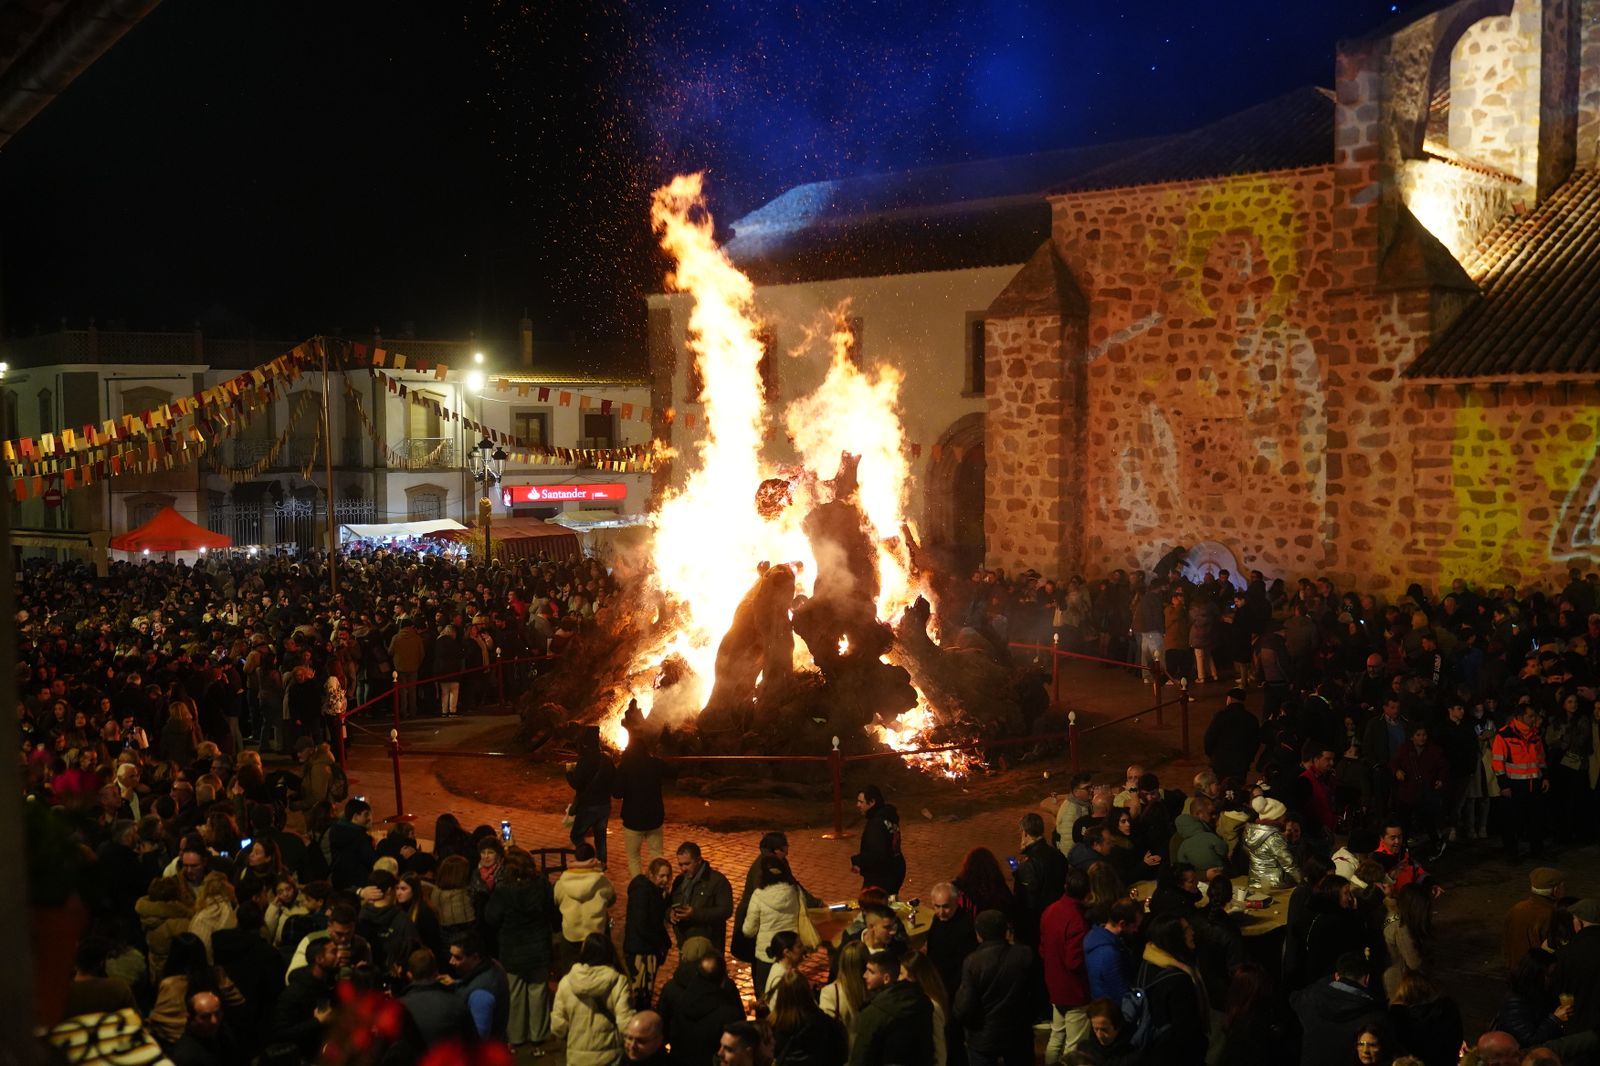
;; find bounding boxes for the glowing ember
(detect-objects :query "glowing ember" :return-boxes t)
[603,173,964,775]
[868,701,978,778]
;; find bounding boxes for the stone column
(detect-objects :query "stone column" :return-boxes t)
[982,242,1089,579]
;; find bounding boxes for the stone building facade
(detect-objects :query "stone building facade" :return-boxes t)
[652,0,1600,595]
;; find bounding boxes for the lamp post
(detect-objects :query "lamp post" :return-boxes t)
[468,435,506,561]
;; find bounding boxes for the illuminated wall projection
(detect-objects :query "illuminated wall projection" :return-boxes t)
[1070,171,1331,577]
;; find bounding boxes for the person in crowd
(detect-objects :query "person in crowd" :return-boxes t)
[900,952,951,1066]
[65,937,138,1018]
[1074,996,1141,1065]
[614,712,669,879]
[1493,702,1550,863]
[1205,688,1262,781]
[741,856,806,998]
[954,909,1036,1066]
[554,842,615,974]
[852,785,907,896]
[769,968,847,1063]
[1054,773,1096,852]
[274,935,339,1059]
[1174,795,1228,879]
[1292,951,1386,1066]
[1384,883,1435,996]
[388,616,425,719]
[450,929,511,1042]
[1507,867,1566,973]
[167,990,239,1066]
[432,854,480,947]
[210,901,284,1046]
[656,938,744,1066]
[398,947,476,1047]
[1243,796,1301,890]
[1013,811,1068,947]
[1135,913,1208,1066]
[1040,865,1092,1061]
[850,950,935,1066]
[669,841,733,953]
[1387,967,1464,1066]
[483,845,557,1048]
[624,856,674,1009]
[1218,960,1295,1066]
[567,726,616,868]
[553,932,636,1066]
[821,939,870,1050]
[327,798,377,891]
[716,1020,769,1066]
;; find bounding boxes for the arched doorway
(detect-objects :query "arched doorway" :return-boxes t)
[924,412,986,572]
[951,443,987,571]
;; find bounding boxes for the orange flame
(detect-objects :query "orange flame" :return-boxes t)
[606,174,964,775]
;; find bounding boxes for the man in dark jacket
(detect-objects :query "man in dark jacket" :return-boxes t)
[399,947,476,1046]
[211,902,284,1047]
[1290,952,1386,1066]
[482,863,556,1045]
[1361,697,1411,816]
[953,910,1037,1065]
[274,936,338,1059]
[1204,688,1261,781]
[567,726,616,867]
[450,930,511,1041]
[851,785,906,896]
[168,990,241,1066]
[669,842,734,951]
[356,870,417,964]
[657,946,743,1066]
[849,951,935,1066]
[1012,812,1067,946]
[327,798,377,891]
[613,723,668,879]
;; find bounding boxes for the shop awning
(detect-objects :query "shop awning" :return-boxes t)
[339,519,468,541]
[548,509,650,531]
[426,516,581,562]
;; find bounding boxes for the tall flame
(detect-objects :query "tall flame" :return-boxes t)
[610,174,956,773]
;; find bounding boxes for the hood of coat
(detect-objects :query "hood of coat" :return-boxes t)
[565,962,623,1001]
[866,980,931,1021]
[1242,822,1282,847]
[137,897,193,922]
[558,869,612,903]
[1174,813,1214,840]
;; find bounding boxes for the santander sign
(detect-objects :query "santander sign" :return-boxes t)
[502,483,628,505]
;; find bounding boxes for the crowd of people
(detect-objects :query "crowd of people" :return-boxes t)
[22,547,1600,1065]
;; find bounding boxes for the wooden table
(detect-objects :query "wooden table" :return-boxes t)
[1129,880,1293,938]
[809,901,936,949]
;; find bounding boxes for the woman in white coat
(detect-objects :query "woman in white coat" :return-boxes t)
[551,933,636,1066]
[740,857,804,1000]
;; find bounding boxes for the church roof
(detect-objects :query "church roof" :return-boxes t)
[724,86,1335,286]
[1405,168,1600,378]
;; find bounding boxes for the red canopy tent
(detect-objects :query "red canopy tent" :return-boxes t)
[110,506,232,553]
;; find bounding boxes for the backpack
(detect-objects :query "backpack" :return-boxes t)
[1120,960,1182,1051]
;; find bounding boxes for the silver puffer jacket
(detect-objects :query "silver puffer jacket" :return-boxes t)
[1242,822,1301,889]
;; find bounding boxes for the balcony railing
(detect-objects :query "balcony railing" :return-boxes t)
[392,437,456,470]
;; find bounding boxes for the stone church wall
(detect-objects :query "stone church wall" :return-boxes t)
[1046,167,1338,582]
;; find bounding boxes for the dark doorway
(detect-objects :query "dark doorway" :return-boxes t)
[952,443,986,572]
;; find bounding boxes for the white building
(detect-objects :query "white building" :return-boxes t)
[1,321,648,562]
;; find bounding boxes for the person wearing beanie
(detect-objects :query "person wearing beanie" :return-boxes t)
[1505,867,1566,972]
[1552,898,1600,1032]
[1243,796,1301,890]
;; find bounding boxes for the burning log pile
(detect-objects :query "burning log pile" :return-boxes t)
[520,174,1029,778]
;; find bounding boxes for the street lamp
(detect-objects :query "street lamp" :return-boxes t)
[468,436,507,561]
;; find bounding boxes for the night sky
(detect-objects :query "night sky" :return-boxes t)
[0,0,1426,360]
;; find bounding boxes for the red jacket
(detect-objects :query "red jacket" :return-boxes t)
[1038,894,1090,1008]
[1390,740,1448,807]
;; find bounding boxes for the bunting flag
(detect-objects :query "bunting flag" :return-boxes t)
[205,390,318,484]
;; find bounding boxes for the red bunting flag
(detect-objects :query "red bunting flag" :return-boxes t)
[559,392,572,407]
[538,387,550,401]
[600,399,613,415]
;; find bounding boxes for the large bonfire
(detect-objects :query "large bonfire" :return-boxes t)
[555,174,1020,776]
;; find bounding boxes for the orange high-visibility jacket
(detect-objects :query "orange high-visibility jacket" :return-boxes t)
[1492,720,1546,788]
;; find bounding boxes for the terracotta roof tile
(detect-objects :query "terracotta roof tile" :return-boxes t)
[1406,169,1600,378]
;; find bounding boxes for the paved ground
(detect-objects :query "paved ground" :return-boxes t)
[339,659,1583,1060]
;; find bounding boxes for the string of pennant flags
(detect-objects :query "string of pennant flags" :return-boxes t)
[4,332,979,503]
[366,367,654,471]
[204,389,318,484]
